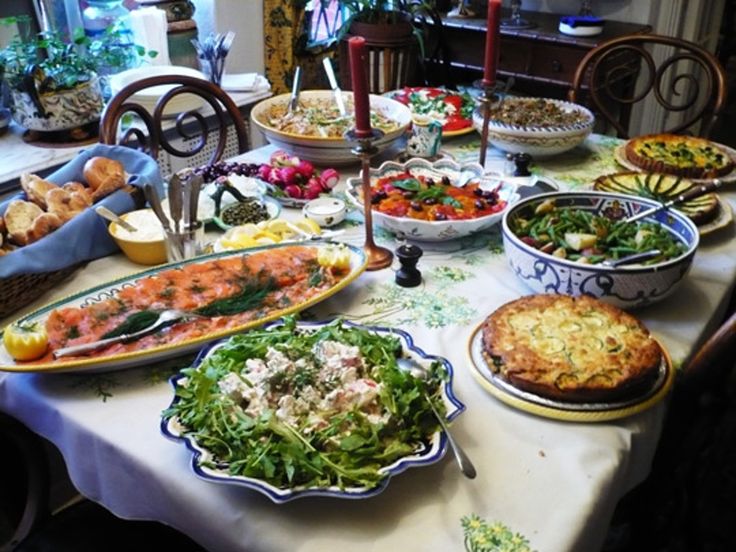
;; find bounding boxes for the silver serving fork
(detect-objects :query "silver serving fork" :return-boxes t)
[53,309,205,359]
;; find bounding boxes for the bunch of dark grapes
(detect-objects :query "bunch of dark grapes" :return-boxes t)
[194,161,261,182]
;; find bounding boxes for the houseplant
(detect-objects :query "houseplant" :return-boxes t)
[329,0,443,91]
[0,15,153,132]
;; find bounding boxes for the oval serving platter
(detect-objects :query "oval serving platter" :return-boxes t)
[0,242,367,374]
[161,319,465,503]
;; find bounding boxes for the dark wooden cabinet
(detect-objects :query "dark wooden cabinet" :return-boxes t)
[429,9,651,98]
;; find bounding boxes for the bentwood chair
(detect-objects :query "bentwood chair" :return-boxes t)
[99,75,250,170]
[568,34,728,138]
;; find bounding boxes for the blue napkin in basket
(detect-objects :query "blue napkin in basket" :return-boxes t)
[0,144,164,278]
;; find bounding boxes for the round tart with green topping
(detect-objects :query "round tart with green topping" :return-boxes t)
[623,134,734,180]
[481,295,662,403]
[593,172,720,225]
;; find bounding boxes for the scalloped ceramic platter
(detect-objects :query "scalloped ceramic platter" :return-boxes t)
[466,324,674,422]
[345,157,520,242]
[614,143,736,184]
[161,320,465,503]
[0,243,367,374]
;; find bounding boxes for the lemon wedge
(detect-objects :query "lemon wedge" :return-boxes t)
[318,244,351,270]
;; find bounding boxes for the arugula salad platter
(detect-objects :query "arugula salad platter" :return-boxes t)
[161,318,465,502]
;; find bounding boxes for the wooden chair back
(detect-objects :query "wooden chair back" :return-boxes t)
[99,75,250,166]
[568,34,728,138]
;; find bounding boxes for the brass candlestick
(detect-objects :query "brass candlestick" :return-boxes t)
[347,128,394,271]
[474,80,500,168]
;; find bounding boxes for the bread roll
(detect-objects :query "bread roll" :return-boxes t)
[46,187,91,223]
[20,173,59,209]
[4,200,44,245]
[83,157,125,191]
[26,212,64,244]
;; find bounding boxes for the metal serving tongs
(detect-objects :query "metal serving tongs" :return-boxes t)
[625,178,723,224]
[322,57,346,116]
[288,65,302,113]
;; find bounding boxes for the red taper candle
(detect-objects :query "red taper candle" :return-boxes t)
[483,0,502,87]
[348,36,372,138]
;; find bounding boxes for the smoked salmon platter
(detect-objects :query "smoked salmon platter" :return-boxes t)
[0,243,366,374]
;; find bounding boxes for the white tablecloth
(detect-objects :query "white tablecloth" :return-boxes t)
[1,136,735,552]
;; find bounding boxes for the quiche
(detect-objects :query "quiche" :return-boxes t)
[624,134,734,179]
[593,171,720,225]
[481,295,662,403]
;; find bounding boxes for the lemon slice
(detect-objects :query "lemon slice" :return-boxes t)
[228,223,260,238]
[253,230,281,245]
[220,235,258,249]
[294,217,321,236]
[266,219,291,234]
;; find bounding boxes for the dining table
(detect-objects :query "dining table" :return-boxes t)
[1,132,736,552]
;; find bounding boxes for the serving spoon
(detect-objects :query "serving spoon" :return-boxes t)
[95,206,137,233]
[396,358,477,479]
[53,309,204,359]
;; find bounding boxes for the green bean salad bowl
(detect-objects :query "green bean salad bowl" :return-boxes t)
[502,191,699,309]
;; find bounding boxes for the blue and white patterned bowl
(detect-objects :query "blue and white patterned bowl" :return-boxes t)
[161,319,465,503]
[502,191,700,309]
[472,97,594,157]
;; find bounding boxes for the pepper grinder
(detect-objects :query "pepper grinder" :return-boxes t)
[395,244,423,287]
[513,152,533,177]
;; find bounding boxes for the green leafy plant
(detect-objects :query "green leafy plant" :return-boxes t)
[322,0,441,57]
[0,15,156,94]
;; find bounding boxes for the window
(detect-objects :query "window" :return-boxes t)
[305,0,347,47]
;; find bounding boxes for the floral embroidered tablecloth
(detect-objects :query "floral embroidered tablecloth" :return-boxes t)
[2,135,736,552]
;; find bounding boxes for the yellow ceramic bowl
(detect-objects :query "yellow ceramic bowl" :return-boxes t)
[108,209,167,265]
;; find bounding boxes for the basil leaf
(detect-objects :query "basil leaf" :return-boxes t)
[391,178,421,191]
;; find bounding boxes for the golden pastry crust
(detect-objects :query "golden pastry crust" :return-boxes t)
[624,134,734,179]
[481,295,662,403]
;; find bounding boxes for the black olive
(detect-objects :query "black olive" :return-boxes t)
[423,198,437,205]
[475,199,486,209]
[441,176,451,185]
[426,178,435,186]
[473,188,484,196]
[434,212,447,221]
[410,201,423,211]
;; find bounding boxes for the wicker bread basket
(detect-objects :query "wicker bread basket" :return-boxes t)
[0,264,82,320]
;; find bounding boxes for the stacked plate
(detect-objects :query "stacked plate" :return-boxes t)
[109,66,207,116]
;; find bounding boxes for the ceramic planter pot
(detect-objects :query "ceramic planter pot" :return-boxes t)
[10,76,104,132]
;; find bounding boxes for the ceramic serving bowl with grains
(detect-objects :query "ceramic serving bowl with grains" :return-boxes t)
[250,90,412,165]
[501,191,699,309]
[472,97,594,157]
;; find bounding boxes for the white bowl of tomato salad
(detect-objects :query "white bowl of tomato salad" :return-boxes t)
[346,158,519,242]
